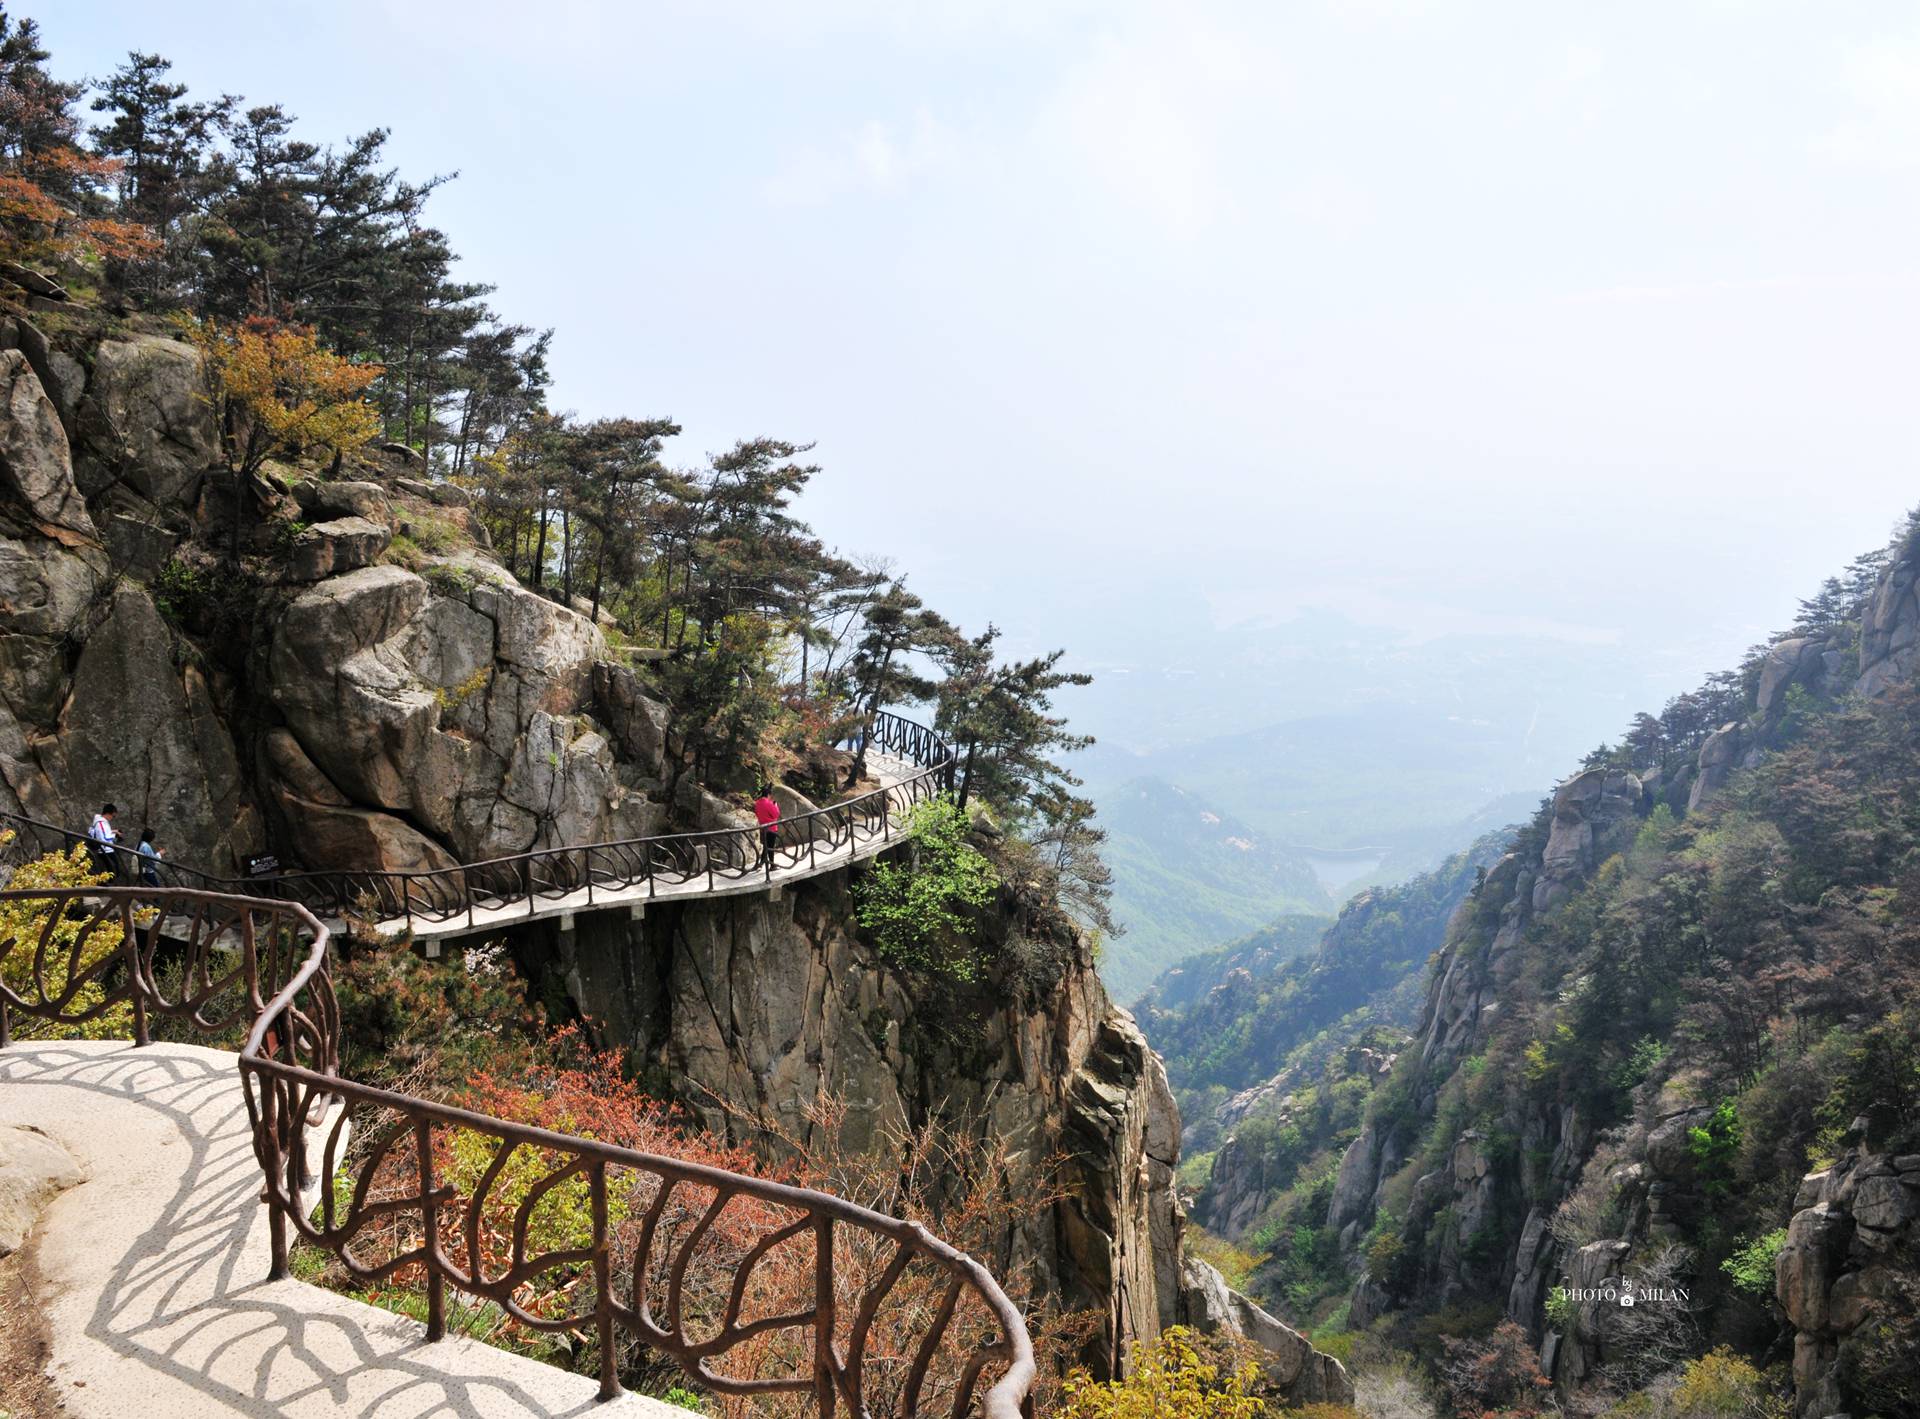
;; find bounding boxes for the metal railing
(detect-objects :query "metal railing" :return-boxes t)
[0,711,955,933]
[0,885,1034,1417]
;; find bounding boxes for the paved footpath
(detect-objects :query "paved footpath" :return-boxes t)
[0,1039,680,1418]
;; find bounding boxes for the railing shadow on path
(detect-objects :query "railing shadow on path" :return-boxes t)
[1,1040,614,1417]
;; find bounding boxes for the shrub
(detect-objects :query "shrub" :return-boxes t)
[1058,1327,1262,1419]
[1669,1347,1787,1419]
[1720,1230,1786,1301]
[0,839,136,1040]
[1438,1320,1553,1418]
[1688,1101,1742,1194]
[854,796,999,980]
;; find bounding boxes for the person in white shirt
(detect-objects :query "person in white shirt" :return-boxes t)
[88,802,119,871]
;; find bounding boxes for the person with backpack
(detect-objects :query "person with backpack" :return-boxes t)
[753,785,781,871]
[88,803,120,874]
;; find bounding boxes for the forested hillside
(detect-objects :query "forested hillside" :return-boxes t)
[1262,517,1920,1417]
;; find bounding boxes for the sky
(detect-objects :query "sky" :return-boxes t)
[40,1,1920,752]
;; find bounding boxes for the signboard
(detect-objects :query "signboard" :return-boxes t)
[245,854,280,877]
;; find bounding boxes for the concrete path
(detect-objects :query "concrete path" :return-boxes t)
[0,1039,682,1418]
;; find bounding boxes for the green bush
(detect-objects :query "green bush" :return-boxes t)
[854,796,999,980]
[1689,1101,1743,1193]
[1721,1229,1786,1301]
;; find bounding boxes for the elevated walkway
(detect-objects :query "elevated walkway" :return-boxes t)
[0,1039,681,1417]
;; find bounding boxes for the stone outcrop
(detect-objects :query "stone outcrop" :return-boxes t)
[74,334,217,505]
[1859,536,1920,698]
[1776,1150,1920,1417]
[290,515,391,581]
[1532,767,1642,913]
[56,583,256,869]
[1177,1255,1353,1406]
[0,348,94,547]
[1687,720,1757,813]
[266,558,657,861]
[539,881,1185,1355]
[0,1122,82,1255]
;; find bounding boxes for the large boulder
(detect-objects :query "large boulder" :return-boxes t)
[592,662,670,782]
[269,557,643,863]
[1687,721,1757,813]
[1329,1123,1379,1243]
[0,348,94,546]
[1757,636,1824,717]
[0,314,85,432]
[1776,1202,1852,1333]
[289,515,391,582]
[261,727,456,876]
[75,335,218,505]
[0,1123,82,1256]
[270,565,436,810]
[291,478,390,523]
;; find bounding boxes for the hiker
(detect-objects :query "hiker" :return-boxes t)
[88,802,120,873]
[752,785,780,870]
[137,827,164,887]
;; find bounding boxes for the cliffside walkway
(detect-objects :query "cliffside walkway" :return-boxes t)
[0,887,1035,1417]
[0,711,953,946]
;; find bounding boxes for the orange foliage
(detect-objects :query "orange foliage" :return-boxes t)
[187,316,382,474]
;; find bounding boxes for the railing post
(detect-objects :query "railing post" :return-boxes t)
[815,1215,836,1418]
[586,845,595,907]
[592,1162,621,1401]
[261,1074,289,1280]
[125,900,150,1048]
[417,1118,445,1342]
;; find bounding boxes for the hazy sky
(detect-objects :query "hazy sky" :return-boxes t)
[42,1,1920,725]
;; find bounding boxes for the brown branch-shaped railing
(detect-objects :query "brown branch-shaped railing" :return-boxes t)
[0,711,954,933]
[0,887,1035,1417]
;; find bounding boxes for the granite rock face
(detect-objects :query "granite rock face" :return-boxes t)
[540,871,1345,1386]
[1776,1151,1920,1417]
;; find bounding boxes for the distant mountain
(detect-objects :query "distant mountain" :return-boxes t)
[1093,777,1331,998]
[1134,911,1333,1015]
[1135,828,1511,1141]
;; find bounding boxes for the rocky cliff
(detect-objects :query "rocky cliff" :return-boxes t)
[1323,518,1920,1413]
[0,297,1347,1402]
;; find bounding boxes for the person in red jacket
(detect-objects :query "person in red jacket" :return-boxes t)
[752,785,780,870]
